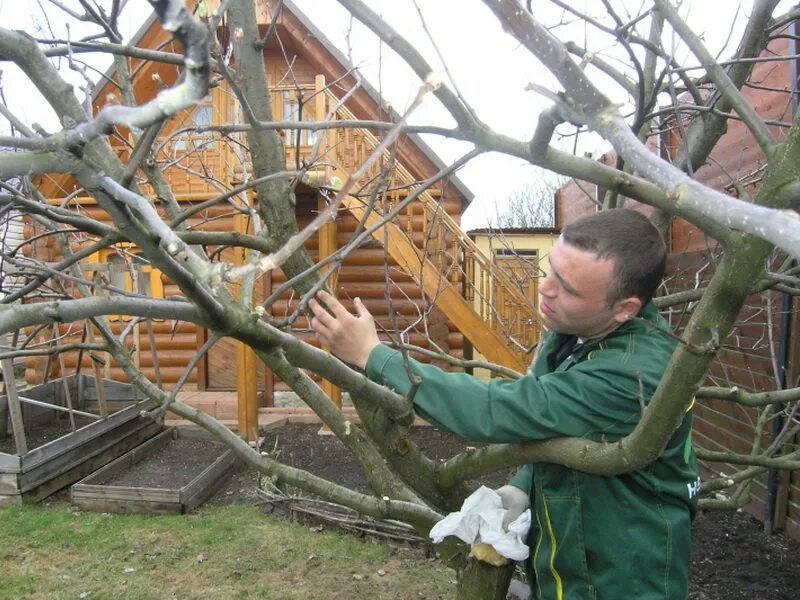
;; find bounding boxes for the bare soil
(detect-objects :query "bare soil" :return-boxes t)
[0,414,96,454]
[103,437,226,488]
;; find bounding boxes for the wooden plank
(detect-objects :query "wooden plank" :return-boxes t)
[77,427,175,485]
[180,449,238,512]
[174,426,215,441]
[0,472,21,494]
[69,497,182,515]
[343,197,526,372]
[82,378,140,402]
[72,484,179,504]
[0,491,22,508]
[0,453,21,472]
[20,399,156,471]
[21,420,162,503]
[1,358,27,455]
[17,378,63,401]
[20,416,161,491]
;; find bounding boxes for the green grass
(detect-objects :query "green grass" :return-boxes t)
[0,504,455,599]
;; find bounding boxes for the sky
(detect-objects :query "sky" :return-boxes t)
[1,0,793,228]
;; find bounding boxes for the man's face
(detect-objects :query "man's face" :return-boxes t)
[538,238,638,339]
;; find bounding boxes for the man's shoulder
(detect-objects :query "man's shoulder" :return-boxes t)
[620,303,676,351]
[590,314,676,366]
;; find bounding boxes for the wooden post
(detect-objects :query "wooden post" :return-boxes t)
[83,323,109,418]
[54,324,77,432]
[195,325,209,391]
[234,211,259,441]
[317,195,341,410]
[1,358,27,455]
[314,74,329,175]
[236,339,259,442]
[262,270,274,408]
[146,319,163,390]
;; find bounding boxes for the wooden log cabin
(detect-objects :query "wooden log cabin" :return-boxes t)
[27,1,540,408]
[554,29,800,539]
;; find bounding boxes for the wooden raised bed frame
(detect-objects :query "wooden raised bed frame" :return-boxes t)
[71,427,239,514]
[0,375,161,507]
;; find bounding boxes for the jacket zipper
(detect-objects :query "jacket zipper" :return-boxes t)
[542,497,564,600]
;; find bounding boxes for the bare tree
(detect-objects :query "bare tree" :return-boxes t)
[491,183,557,229]
[1,1,800,597]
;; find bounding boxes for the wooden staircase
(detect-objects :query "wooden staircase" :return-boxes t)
[342,196,529,371]
[319,88,540,373]
[207,76,541,373]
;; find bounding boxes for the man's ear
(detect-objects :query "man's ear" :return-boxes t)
[613,296,642,323]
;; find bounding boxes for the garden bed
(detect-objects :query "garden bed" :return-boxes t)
[71,427,238,514]
[0,375,160,506]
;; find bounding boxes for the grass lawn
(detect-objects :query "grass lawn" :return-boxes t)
[0,504,455,599]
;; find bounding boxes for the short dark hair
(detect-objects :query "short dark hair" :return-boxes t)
[561,209,666,306]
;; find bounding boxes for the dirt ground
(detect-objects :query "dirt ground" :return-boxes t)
[103,437,226,488]
[0,414,95,454]
[16,419,800,599]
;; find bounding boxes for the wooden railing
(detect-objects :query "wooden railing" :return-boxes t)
[154,76,540,369]
[317,83,540,367]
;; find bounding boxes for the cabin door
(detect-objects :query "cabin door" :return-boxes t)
[492,250,539,348]
[199,238,270,391]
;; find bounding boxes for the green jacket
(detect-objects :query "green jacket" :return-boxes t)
[366,303,698,600]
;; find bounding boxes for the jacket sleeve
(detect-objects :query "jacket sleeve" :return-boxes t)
[509,464,533,492]
[366,343,656,444]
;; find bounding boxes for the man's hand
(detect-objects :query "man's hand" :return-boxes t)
[308,291,380,370]
[496,485,530,530]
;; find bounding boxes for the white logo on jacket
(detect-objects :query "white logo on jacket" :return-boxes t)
[686,477,701,499]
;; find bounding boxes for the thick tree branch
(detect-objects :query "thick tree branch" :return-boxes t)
[654,0,777,158]
[0,297,203,334]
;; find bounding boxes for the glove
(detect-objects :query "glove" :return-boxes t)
[496,484,530,531]
[470,486,530,566]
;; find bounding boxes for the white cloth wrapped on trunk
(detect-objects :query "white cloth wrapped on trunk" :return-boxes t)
[429,486,531,561]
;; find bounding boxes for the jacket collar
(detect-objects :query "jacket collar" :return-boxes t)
[542,302,660,371]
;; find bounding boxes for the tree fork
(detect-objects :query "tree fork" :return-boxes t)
[226,0,317,295]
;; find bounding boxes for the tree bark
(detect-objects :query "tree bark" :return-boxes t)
[456,558,516,600]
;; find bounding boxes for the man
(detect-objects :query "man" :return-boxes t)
[310,209,698,599]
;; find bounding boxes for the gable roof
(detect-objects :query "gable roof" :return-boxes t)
[104,0,473,203]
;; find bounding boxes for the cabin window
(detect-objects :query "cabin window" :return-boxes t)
[194,104,213,129]
[172,99,214,154]
[282,90,316,147]
[89,246,165,321]
[493,249,540,308]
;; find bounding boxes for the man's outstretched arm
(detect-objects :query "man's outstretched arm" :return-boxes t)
[309,291,381,369]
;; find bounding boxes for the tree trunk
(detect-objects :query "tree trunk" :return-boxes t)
[456,558,515,600]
